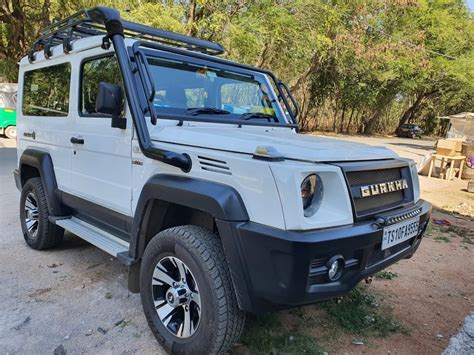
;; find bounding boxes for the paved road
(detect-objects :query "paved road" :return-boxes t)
[0,143,164,354]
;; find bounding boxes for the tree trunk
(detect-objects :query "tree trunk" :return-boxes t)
[256,41,272,68]
[339,104,346,133]
[397,90,438,130]
[290,53,323,93]
[346,107,355,133]
[186,0,197,36]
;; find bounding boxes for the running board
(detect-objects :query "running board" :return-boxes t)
[56,217,129,257]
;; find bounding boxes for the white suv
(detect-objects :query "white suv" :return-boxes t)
[14,7,431,354]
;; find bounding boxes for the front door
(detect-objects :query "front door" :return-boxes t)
[67,54,133,218]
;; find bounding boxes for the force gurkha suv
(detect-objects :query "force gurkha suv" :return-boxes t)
[14,7,431,354]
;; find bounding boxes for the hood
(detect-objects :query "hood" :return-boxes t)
[150,125,398,162]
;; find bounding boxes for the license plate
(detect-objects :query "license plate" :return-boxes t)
[382,217,420,250]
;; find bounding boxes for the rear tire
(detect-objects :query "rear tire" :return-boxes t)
[140,225,245,354]
[5,126,16,139]
[20,177,64,249]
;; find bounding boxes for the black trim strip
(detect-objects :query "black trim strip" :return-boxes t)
[60,191,132,240]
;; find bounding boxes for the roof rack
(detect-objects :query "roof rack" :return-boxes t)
[28,7,225,63]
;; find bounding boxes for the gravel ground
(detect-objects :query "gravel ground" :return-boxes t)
[443,312,474,355]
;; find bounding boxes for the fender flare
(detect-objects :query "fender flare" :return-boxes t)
[128,174,253,310]
[19,149,67,216]
[130,174,249,259]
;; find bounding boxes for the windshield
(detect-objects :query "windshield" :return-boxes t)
[146,56,288,124]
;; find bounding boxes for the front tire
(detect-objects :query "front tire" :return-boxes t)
[20,177,64,249]
[140,225,245,354]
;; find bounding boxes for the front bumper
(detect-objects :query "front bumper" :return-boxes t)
[222,199,431,314]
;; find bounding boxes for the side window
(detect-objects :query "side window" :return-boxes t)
[22,63,71,117]
[81,56,123,115]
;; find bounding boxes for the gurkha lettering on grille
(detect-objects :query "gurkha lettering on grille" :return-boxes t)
[360,179,408,198]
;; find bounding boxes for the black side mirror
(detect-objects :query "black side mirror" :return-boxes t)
[95,82,126,129]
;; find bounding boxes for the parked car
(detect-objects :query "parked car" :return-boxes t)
[14,7,431,354]
[397,124,423,138]
[0,84,17,139]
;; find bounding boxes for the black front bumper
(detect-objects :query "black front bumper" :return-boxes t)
[220,199,431,314]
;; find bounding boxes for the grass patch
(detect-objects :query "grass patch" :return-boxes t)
[375,270,398,280]
[237,314,325,354]
[426,216,473,244]
[445,225,474,244]
[322,287,405,337]
[434,235,450,243]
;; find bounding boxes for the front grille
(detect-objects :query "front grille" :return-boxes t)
[341,162,413,219]
[346,167,401,185]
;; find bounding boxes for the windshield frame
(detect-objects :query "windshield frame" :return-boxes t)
[131,41,298,129]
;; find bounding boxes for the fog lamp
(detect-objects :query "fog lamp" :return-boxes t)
[326,255,345,282]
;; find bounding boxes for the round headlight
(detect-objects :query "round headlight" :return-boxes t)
[301,174,324,217]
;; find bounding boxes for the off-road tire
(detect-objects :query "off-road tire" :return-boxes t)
[140,225,245,354]
[20,177,64,249]
[4,126,16,139]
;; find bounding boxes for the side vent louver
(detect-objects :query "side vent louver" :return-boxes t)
[198,156,231,175]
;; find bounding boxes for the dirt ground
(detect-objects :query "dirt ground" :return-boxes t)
[1,135,473,354]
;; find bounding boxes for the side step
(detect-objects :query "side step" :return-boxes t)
[56,217,129,257]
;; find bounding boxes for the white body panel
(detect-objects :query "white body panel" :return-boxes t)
[65,46,133,215]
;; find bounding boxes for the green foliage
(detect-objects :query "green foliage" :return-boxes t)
[434,235,451,242]
[1,0,472,134]
[322,287,405,337]
[375,270,399,280]
[236,314,325,354]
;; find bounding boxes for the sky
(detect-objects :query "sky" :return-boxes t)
[467,0,474,11]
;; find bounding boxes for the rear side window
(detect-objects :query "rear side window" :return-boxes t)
[81,56,123,115]
[22,63,71,116]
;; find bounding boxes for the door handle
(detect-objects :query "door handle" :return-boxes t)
[70,136,84,145]
[23,131,36,139]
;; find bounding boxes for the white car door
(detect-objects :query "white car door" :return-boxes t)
[17,59,73,191]
[66,53,133,218]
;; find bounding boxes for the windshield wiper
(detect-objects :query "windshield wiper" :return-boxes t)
[186,107,231,116]
[241,112,277,122]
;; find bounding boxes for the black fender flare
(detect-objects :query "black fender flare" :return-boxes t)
[19,149,67,216]
[129,174,253,310]
[130,174,249,259]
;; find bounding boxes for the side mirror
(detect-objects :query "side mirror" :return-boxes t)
[95,82,126,129]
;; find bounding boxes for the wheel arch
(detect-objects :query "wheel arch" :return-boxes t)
[130,174,248,259]
[128,174,253,311]
[18,149,68,216]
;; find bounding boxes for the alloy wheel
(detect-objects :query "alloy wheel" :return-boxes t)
[151,256,202,338]
[24,191,39,238]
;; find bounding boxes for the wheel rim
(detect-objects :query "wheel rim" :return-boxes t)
[24,192,39,238]
[151,256,202,338]
[6,127,16,138]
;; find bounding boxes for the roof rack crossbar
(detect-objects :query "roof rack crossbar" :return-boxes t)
[28,7,224,62]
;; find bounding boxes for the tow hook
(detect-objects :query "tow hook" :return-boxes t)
[365,276,373,284]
